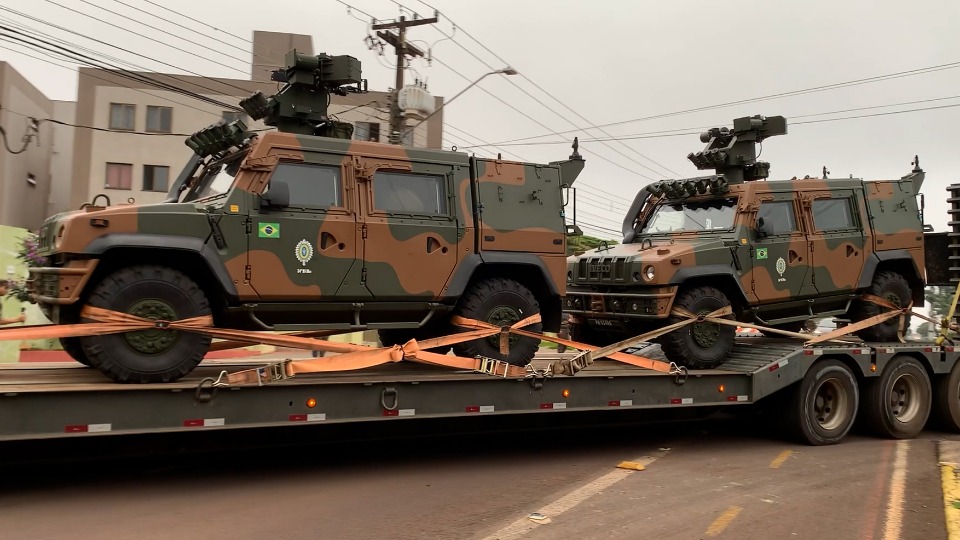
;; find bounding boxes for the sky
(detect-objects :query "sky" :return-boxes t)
[2,0,960,238]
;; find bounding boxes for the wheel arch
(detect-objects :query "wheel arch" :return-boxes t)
[858,251,925,305]
[668,267,750,313]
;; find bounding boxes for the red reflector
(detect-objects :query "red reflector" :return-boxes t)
[949,346,956,352]
[727,396,737,401]
[465,406,480,412]
[64,425,88,433]
[925,347,934,352]
[803,350,814,355]
[383,410,399,417]
[608,400,620,406]
[183,419,204,427]
[289,414,307,422]
[768,364,780,372]
[540,403,553,409]
[853,349,862,355]
[670,398,681,404]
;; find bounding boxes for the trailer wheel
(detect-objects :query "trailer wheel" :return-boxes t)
[785,358,859,445]
[80,265,212,383]
[933,361,960,432]
[659,286,735,369]
[861,355,931,439]
[851,270,912,342]
[451,278,542,366]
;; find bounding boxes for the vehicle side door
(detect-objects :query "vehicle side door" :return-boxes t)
[359,163,459,300]
[751,196,813,303]
[247,158,359,300]
[805,190,866,295]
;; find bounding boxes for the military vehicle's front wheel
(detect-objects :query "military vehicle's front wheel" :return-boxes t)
[850,270,912,342]
[452,278,542,366]
[80,265,212,383]
[658,285,736,370]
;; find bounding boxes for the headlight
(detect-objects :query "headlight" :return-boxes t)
[644,265,655,281]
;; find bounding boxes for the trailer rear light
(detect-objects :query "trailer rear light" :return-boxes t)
[718,385,725,393]
[306,398,317,408]
[870,364,877,372]
[562,389,571,398]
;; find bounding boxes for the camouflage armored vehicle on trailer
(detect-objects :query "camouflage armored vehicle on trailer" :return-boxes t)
[27,50,584,383]
[564,115,926,369]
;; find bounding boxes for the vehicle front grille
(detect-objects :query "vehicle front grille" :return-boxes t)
[577,256,628,283]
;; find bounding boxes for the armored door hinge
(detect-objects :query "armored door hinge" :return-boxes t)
[244,217,252,234]
[361,224,368,239]
[361,268,367,284]
[244,265,252,281]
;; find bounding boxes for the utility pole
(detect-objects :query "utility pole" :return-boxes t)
[372,12,438,144]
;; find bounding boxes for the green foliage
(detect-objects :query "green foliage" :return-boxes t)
[926,285,956,321]
[566,233,618,255]
[3,232,46,303]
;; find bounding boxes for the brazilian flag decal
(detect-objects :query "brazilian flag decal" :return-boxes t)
[258,222,280,239]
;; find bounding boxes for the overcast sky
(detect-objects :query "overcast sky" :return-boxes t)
[2,0,960,238]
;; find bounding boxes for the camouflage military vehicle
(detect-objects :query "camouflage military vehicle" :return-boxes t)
[27,51,584,383]
[564,115,926,369]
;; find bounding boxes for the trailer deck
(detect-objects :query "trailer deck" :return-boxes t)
[5,337,959,444]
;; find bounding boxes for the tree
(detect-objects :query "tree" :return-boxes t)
[566,233,618,255]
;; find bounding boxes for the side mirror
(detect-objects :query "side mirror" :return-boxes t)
[756,216,768,239]
[261,181,290,209]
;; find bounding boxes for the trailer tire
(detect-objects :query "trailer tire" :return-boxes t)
[851,270,912,342]
[451,278,542,366]
[785,358,859,445]
[933,361,960,432]
[80,265,212,383]
[860,355,931,439]
[659,285,735,370]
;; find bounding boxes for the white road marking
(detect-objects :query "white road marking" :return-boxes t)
[481,449,670,540]
[883,439,910,540]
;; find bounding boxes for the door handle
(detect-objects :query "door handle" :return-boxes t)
[426,236,447,254]
[789,249,803,264]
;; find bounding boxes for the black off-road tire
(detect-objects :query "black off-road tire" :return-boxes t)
[79,265,212,383]
[860,355,931,439]
[851,270,913,342]
[783,358,859,445]
[451,278,542,366]
[60,337,93,367]
[658,286,735,370]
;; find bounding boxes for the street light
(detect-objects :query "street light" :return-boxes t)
[396,66,518,143]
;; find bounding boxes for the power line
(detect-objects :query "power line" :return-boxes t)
[42,0,250,77]
[492,59,960,145]
[0,6,253,97]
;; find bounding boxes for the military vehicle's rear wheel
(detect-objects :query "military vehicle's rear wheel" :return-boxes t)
[451,278,542,366]
[850,270,912,342]
[659,285,735,370]
[80,265,212,383]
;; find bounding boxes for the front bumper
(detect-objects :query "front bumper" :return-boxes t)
[562,286,677,319]
[26,259,98,306]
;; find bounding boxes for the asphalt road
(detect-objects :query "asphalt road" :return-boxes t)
[0,413,955,540]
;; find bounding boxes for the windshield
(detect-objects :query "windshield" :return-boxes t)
[181,152,245,203]
[639,197,737,235]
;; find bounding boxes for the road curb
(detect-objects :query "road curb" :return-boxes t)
[938,440,960,540]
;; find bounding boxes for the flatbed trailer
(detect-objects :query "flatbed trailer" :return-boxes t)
[5,337,960,445]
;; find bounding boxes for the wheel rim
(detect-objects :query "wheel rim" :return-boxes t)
[812,378,849,431]
[485,305,522,349]
[123,298,179,354]
[691,309,720,348]
[889,373,921,423]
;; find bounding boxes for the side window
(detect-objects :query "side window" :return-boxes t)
[757,200,797,235]
[812,198,855,231]
[373,171,447,215]
[270,163,342,210]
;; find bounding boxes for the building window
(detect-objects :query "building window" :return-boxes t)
[143,165,170,192]
[109,103,135,130]
[812,198,855,231]
[269,163,342,209]
[354,121,380,142]
[373,171,446,215]
[105,163,133,190]
[757,201,797,235]
[146,106,172,133]
[222,111,248,125]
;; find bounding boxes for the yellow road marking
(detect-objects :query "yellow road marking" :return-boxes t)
[769,449,793,469]
[705,505,742,537]
[882,439,909,540]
